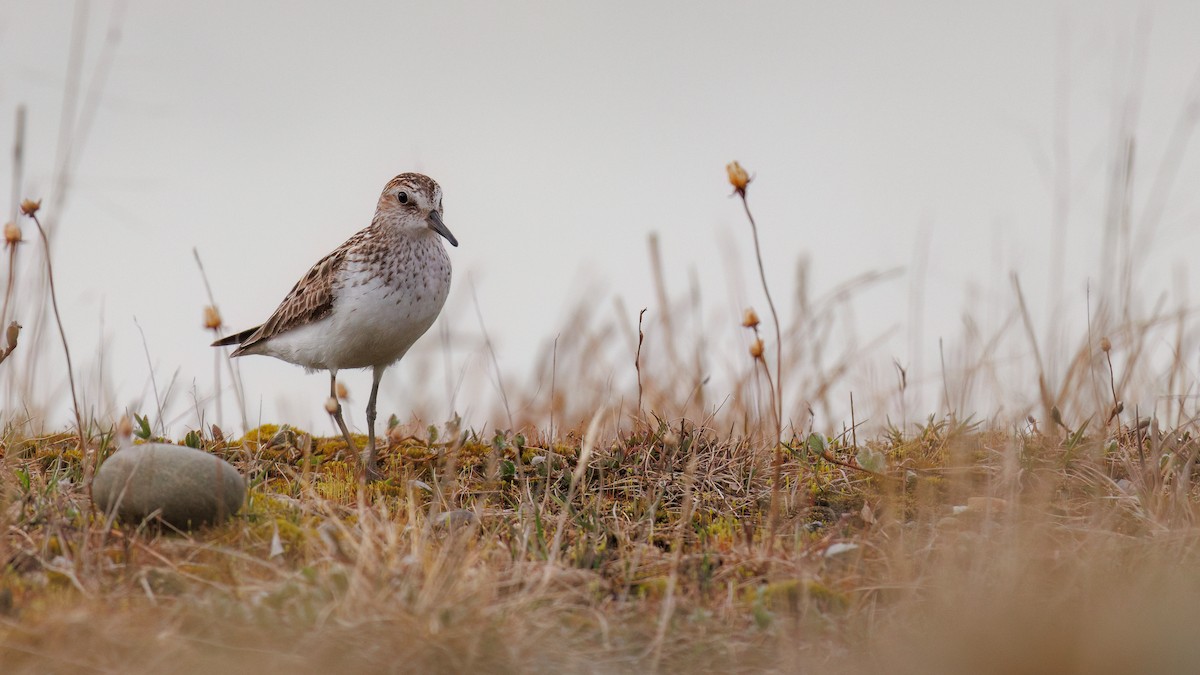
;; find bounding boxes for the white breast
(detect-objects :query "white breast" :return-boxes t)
[258,234,452,371]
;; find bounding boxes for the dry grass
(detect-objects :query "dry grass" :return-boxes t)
[4,159,1200,671]
[4,23,1200,670]
[3,159,1200,672]
[0,404,1199,674]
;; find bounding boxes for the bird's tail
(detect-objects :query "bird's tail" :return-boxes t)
[211,326,259,348]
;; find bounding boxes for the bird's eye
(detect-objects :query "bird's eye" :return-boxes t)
[397,192,409,204]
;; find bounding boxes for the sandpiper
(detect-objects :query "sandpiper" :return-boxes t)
[213,173,457,480]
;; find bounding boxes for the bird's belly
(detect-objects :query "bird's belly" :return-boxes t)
[259,273,449,372]
[322,271,450,369]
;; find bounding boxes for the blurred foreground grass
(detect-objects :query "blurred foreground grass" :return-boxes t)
[2,413,1199,674]
[3,116,1199,672]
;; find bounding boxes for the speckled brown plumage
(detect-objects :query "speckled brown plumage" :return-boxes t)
[210,173,457,480]
[214,173,451,358]
[225,229,364,357]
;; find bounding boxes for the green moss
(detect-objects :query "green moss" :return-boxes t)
[634,576,670,599]
[313,434,367,458]
[701,514,743,550]
[239,424,282,446]
[746,579,848,613]
[313,462,358,502]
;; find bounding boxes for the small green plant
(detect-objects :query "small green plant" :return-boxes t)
[132,413,153,440]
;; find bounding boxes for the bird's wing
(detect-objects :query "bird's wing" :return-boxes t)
[230,230,368,356]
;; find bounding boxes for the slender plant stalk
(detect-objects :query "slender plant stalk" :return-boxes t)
[732,174,786,553]
[4,107,24,330]
[738,193,784,433]
[648,440,699,669]
[193,248,248,431]
[1,244,16,334]
[471,279,513,429]
[636,307,647,419]
[28,211,85,451]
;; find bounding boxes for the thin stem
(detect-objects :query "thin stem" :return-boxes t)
[648,439,699,669]
[738,190,785,553]
[753,349,787,556]
[29,213,84,451]
[194,248,248,430]
[1,245,16,332]
[132,316,164,436]
[636,307,647,420]
[738,193,783,437]
[471,278,512,429]
[5,106,24,328]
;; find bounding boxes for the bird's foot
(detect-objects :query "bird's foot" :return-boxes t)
[360,446,385,483]
[362,461,384,483]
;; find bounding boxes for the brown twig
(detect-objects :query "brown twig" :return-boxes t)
[729,161,786,557]
[24,205,85,453]
[3,107,24,333]
[635,307,647,420]
[736,190,783,434]
[1101,337,1122,429]
[1,227,19,334]
[819,449,887,480]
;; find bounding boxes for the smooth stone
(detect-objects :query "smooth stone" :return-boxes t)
[93,443,245,529]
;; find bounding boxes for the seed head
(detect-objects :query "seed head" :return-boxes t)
[742,308,760,329]
[3,222,20,246]
[203,305,222,330]
[19,199,40,217]
[662,430,680,449]
[116,415,133,441]
[1107,401,1125,424]
[324,396,340,414]
[4,321,19,350]
[387,423,406,445]
[336,382,349,400]
[749,338,764,359]
[1100,337,1112,353]
[726,161,751,195]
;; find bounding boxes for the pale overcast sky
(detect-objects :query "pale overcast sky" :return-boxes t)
[2,1,1200,434]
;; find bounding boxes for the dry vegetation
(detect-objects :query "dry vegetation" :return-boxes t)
[4,385,1200,673]
[2,155,1200,674]
[5,21,1200,671]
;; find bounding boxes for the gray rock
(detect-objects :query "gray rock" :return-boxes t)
[93,443,245,529]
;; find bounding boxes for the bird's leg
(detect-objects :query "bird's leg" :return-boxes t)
[362,365,384,482]
[327,370,359,464]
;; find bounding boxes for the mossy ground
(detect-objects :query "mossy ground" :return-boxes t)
[0,414,1197,673]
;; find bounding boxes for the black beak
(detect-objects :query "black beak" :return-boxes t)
[426,210,458,247]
